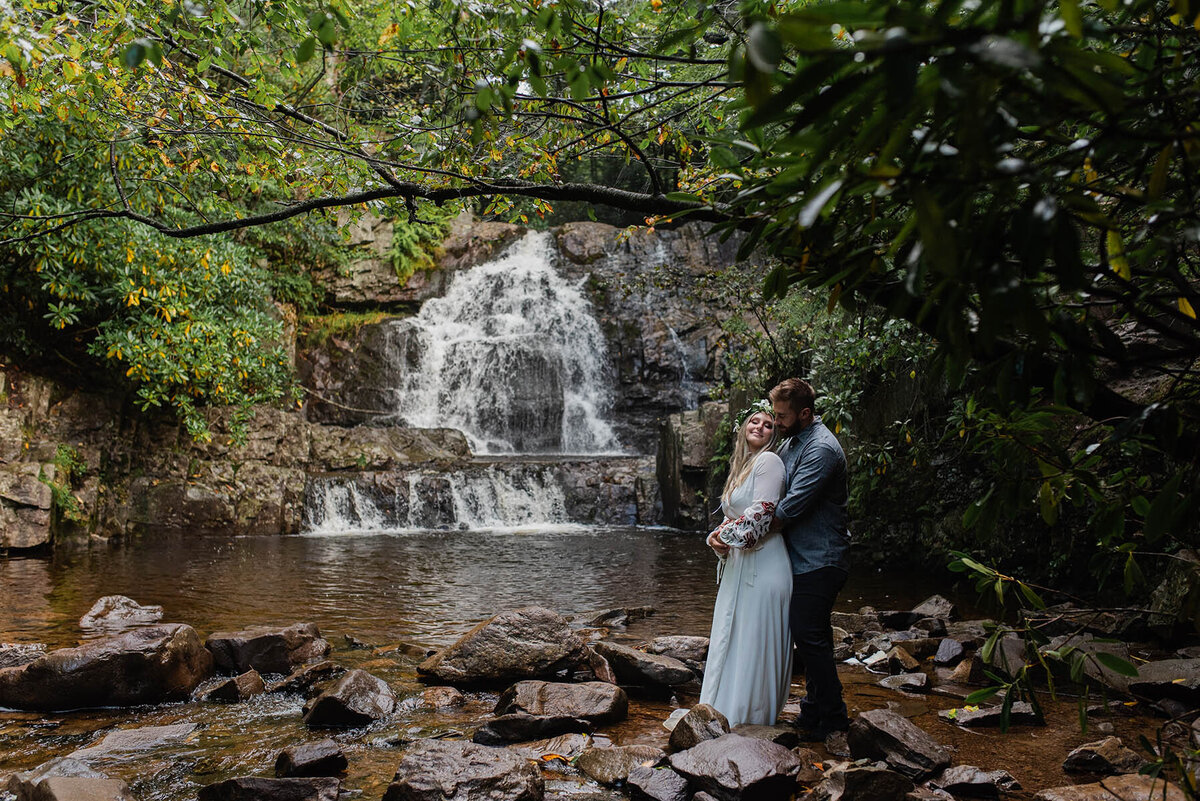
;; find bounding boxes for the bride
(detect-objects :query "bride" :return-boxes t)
[698,399,793,726]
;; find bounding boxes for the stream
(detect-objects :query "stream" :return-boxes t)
[0,528,1172,800]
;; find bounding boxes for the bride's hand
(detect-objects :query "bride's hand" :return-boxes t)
[706,528,730,556]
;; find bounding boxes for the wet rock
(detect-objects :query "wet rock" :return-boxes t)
[4,758,131,801]
[907,787,956,801]
[275,739,348,778]
[495,680,628,725]
[825,729,851,758]
[1063,737,1146,774]
[572,606,655,627]
[982,634,1028,678]
[382,739,544,801]
[581,645,618,684]
[0,623,212,710]
[0,643,46,669]
[832,611,880,635]
[949,656,987,684]
[439,216,526,271]
[417,607,587,686]
[1042,634,1135,694]
[644,635,709,664]
[668,704,730,751]
[269,660,346,697]
[591,641,694,686]
[887,647,922,674]
[206,623,331,676]
[944,622,990,649]
[205,669,267,703]
[303,668,396,728]
[913,618,948,637]
[1129,659,1200,706]
[473,712,594,745]
[879,611,924,630]
[912,595,956,620]
[197,777,340,801]
[880,673,929,693]
[1034,774,1187,801]
[891,637,942,660]
[626,765,689,801]
[1153,698,1194,721]
[847,708,952,780]
[9,776,134,801]
[668,732,801,800]
[576,745,666,785]
[934,639,966,666]
[423,686,466,708]
[930,766,1020,798]
[506,732,592,762]
[78,596,163,633]
[731,724,800,748]
[939,702,1042,727]
[68,724,197,760]
[791,746,826,787]
[1150,550,1200,638]
[808,763,914,801]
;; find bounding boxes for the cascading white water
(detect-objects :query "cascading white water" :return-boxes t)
[386,232,623,455]
[303,468,572,534]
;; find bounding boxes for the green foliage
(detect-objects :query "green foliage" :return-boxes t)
[40,443,87,523]
[0,121,304,442]
[299,311,391,348]
[388,209,455,285]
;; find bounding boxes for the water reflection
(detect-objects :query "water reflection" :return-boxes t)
[1,528,721,649]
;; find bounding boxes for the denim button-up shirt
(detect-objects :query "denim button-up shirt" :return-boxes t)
[775,417,851,575]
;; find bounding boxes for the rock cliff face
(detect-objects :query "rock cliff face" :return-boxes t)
[1,218,731,549]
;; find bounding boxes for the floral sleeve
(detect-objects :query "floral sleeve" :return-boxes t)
[716,500,776,550]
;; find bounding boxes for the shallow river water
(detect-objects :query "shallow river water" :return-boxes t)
[0,527,1171,800]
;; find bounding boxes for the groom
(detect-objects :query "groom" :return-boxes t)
[769,378,851,739]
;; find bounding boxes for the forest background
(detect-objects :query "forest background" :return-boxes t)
[1,0,1197,605]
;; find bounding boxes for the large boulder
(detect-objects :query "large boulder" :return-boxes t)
[275,740,348,778]
[494,680,628,725]
[1034,775,1186,801]
[590,641,694,686]
[807,764,915,801]
[644,636,709,665]
[205,623,331,675]
[382,739,543,801]
[417,607,587,685]
[576,745,666,785]
[847,708,952,780]
[4,758,132,801]
[626,765,689,801]
[68,724,198,760]
[197,777,340,801]
[1063,737,1146,775]
[1129,659,1200,706]
[668,704,730,751]
[0,624,212,710]
[472,713,593,745]
[668,733,802,800]
[303,669,396,728]
[78,595,163,633]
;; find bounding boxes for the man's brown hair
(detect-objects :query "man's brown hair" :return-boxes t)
[769,377,816,413]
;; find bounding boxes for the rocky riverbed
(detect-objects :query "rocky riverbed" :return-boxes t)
[2,588,1195,801]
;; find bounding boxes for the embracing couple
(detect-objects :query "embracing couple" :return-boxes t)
[698,378,852,740]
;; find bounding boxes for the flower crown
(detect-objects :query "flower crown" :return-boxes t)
[734,398,774,433]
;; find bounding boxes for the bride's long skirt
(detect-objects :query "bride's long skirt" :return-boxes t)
[698,533,794,726]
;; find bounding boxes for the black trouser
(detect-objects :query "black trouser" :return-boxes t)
[790,566,849,731]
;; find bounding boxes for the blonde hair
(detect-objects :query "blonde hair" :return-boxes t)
[721,410,777,504]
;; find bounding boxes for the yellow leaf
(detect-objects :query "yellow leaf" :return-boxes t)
[1107,230,1131,280]
[378,22,401,45]
[1180,297,1197,319]
[55,104,69,122]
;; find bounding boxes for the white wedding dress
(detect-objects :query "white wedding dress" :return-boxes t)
[698,450,793,726]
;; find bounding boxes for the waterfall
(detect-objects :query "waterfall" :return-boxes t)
[303,468,574,534]
[386,232,623,455]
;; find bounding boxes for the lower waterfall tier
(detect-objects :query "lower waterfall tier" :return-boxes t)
[302,456,660,533]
